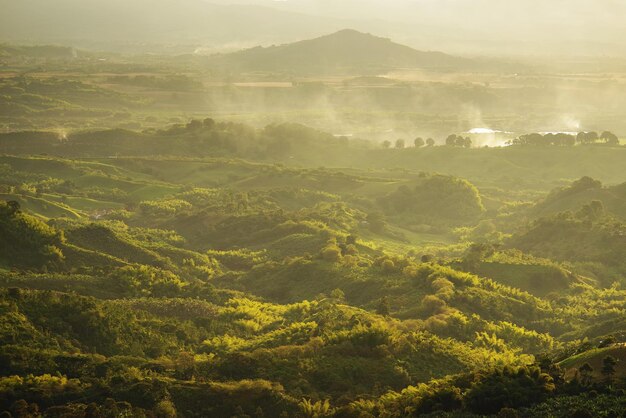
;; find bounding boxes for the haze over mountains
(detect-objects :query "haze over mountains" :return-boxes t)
[213,0,626,56]
[207,29,473,74]
[2,0,626,56]
[0,0,348,53]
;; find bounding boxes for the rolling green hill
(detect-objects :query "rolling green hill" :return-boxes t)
[560,344,626,382]
[2,122,626,189]
[532,176,626,220]
[2,120,626,416]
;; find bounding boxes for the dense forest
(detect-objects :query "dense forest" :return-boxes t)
[1,116,626,417]
[2,5,626,416]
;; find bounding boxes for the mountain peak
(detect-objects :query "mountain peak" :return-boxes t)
[326,28,375,38]
[209,29,472,74]
[310,28,390,44]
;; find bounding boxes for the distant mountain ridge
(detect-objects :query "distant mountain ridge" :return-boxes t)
[207,29,473,74]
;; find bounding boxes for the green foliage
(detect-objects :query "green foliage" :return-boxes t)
[508,209,626,285]
[601,355,618,382]
[111,265,186,297]
[465,366,555,414]
[139,199,192,217]
[1,119,626,416]
[381,174,485,226]
[0,200,65,269]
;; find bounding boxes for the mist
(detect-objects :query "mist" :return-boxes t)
[2,2,626,417]
[2,0,626,56]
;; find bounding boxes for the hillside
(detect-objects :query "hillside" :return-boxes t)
[532,177,626,220]
[2,121,626,416]
[207,29,473,74]
[4,1,626,415]
[3,148,626,416]
[2,122,626,189]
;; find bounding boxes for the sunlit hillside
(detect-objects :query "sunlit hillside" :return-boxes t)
[1,1,626,417]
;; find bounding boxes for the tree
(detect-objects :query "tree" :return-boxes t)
[577,131,600,144]
[578,363,594,386]
[598,335,617,348]
[381,258,395,273]
[366,212,386,233]
[445,134,458,146]
[462,242,495,271]
[376,296,391,316]
[562,134,576,146]
[346,234,357,246]
[203,117,216,128]
[514,133,545,146]
[586,131,599,143]
[421,295,446,315]
[601,355,618,383]
[330,288,346,303]
[186,119,203,130]
[175,351,196,380]
[465,366,555,415]
[382,140,391,149]
[414,137,425,148]
[11,400,39,418]
[395,139,405,149]
[426,138,435,147]
[154,399,177,418]
[463,137,472,148]
[576,200,604,221]
[600,131,619,145]
[6,200,20,215]
[321,243,342,262]
[299,399,334,418]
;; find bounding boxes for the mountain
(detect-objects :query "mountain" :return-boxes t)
[207,29,474,74]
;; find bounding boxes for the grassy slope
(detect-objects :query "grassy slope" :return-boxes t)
[560,345,626,381]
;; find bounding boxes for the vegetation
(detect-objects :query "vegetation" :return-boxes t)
[1,13,626,417]
[1,130,625,415]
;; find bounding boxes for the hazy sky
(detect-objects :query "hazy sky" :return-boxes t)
[210,0,624,24]
[1,0,625,56]
[211,0,626,51]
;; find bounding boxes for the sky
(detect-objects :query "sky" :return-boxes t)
[1,0,625,56]
[208,0,626,55]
